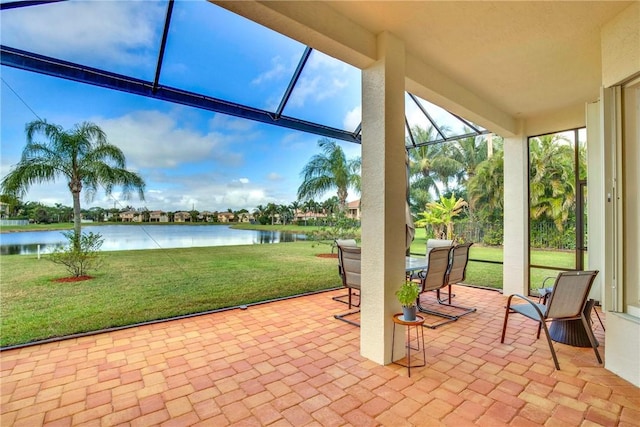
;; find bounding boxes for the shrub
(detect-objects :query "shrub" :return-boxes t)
[307,213,360,251]
[49,231,104,277]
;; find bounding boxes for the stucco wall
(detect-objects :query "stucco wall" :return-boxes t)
[601,2,640,87]
[600,2,640,388]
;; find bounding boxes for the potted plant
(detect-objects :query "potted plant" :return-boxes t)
[396,281,421,321]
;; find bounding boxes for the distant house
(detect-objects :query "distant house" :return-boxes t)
[199,211,216,222]
[236,213,252,223]
[217,212,235,223]
[120,210,142,223]
[347,200,361,220]
[294,210,327,223]
[0,202,9,218]
[149,210,168,223]
[174,211,192,222]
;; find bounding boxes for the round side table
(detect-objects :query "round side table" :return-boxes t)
[391,313,426,377]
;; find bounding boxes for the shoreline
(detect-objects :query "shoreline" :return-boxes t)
[1,222,318,234]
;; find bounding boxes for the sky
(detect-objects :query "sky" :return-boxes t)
[0,0,462,214]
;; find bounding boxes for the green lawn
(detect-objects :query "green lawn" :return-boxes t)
[0,243,338,347]
[1,225,578,347]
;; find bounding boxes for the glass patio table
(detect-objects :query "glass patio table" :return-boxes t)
[405,256,428,274]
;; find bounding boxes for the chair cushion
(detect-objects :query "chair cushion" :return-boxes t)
[510,302,547,321]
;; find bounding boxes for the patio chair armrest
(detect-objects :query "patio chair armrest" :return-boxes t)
[506,293,547,321]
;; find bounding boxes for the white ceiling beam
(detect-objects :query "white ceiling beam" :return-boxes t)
[406,56,518,137]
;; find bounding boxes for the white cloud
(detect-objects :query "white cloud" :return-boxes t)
[343,106,361,131]
[251,56,288,85]
[287,51,353,108]
[209,115,255,133]
[1,1,164,66]
[267,172,283,181]
[228,178,250,189]
[96,110,243,169]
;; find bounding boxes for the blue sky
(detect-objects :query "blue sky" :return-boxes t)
[0,0,368,213]
[1,0,457,213]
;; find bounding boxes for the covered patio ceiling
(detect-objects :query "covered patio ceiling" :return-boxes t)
[0,0,489,148]
[217,1,633,137]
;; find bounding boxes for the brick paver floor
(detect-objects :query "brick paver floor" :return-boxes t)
[1,286,638,426]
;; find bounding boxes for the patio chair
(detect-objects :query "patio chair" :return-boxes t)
[501,270,601,370]
[415,245,458,328]
[407,238,453,281]
[426,238,453,255]
[538,276,605,332]
[436,242,477,318]
[334,243,361,326]
[333,239,359,305]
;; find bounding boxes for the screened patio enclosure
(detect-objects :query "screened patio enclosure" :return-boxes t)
[1,0,638,386]
[1,0,487,149]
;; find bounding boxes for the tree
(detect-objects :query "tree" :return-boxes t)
[298,138,361,212]
[265,203,279,225]
[88,206,106,222]
[322,196,340,217]
[415,194,468,240]
[289,200,301,223]
[278,204,293,225]
[407,126,451,206]
[529,134,575,231]
[1,120,145,249]
[467,149,504,223]
[253,204,268,225]
[448,131,489,189]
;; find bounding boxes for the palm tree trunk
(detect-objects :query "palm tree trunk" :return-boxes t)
[72,189,82,251]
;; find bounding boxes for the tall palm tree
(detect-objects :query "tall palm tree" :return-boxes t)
[265,202,278,225]
[1,119,145,249]
[529,134,575,231]
[289,200,301,223]
[467,149,504,223]
[297,138,361,212]
[448,131,489,188]
[278,204,293,225]
[407,125,456,207]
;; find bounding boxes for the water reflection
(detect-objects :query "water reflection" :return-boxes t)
[0,225,307,255]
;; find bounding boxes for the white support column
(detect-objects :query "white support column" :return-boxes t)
[503,127,529,296]
[586,101,605,302]
[360,32,406,364]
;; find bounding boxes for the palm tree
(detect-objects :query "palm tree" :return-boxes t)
[1,120,145,250]
[416,194,468,240]
[265,203,279,225]
[529,134,575,231]
[467,150,504,223]
[289,200,301,224]
[278,204,293,225]
[448,131,489,188]
[407,125,457,207]
[297,138,361,212]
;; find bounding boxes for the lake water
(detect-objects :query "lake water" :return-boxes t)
[0,225,307,255]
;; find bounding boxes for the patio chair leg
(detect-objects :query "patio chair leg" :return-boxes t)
[501,302,512,343]
[435,287,476,318]
[581,315,603,364]
[334,310,360,327]
[435,285,456,304]
[540,320,561,370]
[417,300,459,329]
